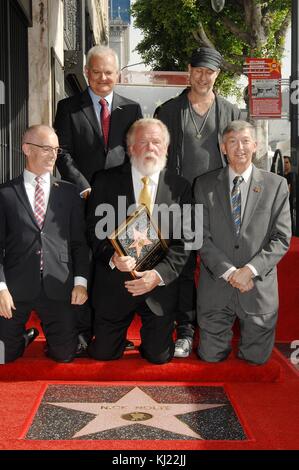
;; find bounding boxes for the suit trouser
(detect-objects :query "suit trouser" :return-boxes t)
[175,251,197,338]
[74,256,95,343]
[198,291,278,365]
[88,302,175,364]
[0,285,77,363]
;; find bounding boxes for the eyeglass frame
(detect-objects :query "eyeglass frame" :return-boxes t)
[24,142,64,155]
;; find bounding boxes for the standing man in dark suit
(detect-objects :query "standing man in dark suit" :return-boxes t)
[86,118,192,364]
[54,45,142,349]
[194,121,291,365]
[0,125,89,363]
[155,47,242,358]
[54,45,143,195]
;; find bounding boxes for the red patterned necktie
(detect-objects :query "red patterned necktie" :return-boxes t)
[99,98,110,147]
[34,176,45,229]
[34,176,46,270]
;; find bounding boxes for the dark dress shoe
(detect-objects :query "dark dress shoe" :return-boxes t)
[125,339,134,350]
[23,328,39,347]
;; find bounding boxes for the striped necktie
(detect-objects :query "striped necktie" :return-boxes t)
[231,175,243,236]
[34,176,46,270]
[139,176,152,213]
[34,176,46,229]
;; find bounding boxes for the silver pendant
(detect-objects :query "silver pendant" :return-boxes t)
[196,133,202,140]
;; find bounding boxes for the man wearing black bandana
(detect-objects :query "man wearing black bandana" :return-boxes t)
[155,47,242,358]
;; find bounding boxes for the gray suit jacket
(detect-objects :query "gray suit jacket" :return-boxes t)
[193,165,291,316]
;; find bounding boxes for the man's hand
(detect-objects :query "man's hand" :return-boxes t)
[112,252,136,272]
[71,286,88,305]
[228,266,254,292]
[125,270,161,296]
[0,289,16,319]
[81,188,91,200]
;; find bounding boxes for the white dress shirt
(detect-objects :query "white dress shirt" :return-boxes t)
[0,170,87,292]
[221,164,258,281]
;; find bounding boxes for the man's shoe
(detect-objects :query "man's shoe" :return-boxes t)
[174,338,193,358]
[23,328,39,348]
[75,334,89,357]
[125,339,135,350]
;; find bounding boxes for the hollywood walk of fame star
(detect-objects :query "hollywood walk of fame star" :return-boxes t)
[48,386,225,439]
[128,227,153,258]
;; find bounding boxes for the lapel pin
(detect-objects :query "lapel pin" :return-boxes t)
[253,186,261,193]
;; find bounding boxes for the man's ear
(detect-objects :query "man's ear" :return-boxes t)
[220,142,226,155]
[22,143,28,156]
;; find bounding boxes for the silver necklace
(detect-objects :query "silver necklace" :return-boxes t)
[188,100,213,140]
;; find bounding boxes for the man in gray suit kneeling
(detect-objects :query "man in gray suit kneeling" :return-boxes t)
[194,121,292,365]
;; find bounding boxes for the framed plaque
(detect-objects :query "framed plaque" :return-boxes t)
[109,205,168,278]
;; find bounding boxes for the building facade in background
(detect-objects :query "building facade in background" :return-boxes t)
[109,0,130,69]
[109,0,131,24]
[0,0,109,184]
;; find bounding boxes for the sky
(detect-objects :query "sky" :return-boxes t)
[128,1,148,70]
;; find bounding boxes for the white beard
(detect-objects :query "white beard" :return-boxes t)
[130,153,167,176]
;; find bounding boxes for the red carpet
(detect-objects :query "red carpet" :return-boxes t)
[0,237,298,451]
[0,367,299,450]
[276,237,299,341]
[0,341,281,382]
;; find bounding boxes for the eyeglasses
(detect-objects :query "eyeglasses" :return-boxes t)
[25,142,64,155]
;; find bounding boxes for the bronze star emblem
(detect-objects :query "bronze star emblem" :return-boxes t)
[129,227,153,258]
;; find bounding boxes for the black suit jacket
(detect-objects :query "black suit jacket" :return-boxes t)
[0,175,89,302]
[54,89,143,191]
[86,163,192,316]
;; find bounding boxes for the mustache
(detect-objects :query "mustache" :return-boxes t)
[130,154,167,174]
[142,152,158,159]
